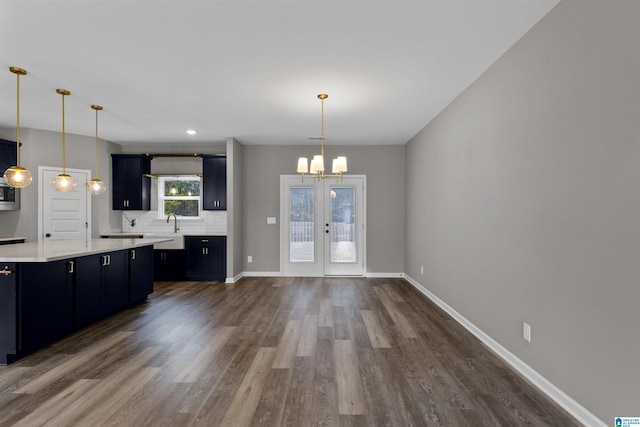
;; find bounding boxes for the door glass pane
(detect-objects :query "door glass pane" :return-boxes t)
[290,187,314,262]
[331,187,356,263]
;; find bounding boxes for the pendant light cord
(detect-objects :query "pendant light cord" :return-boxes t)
[61,92,66,173]
[321,96,325,161]
[15,71,21,166]
[95,107,99,177]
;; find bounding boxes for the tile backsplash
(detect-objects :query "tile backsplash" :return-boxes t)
[121,211,227,235]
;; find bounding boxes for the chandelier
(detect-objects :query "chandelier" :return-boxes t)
[296,94,347,181]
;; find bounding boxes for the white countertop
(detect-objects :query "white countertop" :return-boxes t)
[0,238,169,263]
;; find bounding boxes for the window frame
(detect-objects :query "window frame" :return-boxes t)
[157,176,202,219]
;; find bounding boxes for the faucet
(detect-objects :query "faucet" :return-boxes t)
[166,213,180,233]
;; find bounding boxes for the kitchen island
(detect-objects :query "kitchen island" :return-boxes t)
[0,238,167,365]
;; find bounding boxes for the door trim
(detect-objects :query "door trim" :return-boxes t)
[280,174,366,277]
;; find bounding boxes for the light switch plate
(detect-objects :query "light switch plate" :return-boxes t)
[267,217,277,224]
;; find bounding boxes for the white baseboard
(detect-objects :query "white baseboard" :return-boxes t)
[403,274,606,427]
[241,271,282,278]
[365,272,404,278]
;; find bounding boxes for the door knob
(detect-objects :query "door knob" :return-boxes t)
[325,230,329,234]
[45,233,51,238]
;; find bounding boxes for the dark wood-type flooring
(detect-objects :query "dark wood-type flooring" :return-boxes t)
[0,277,580,426]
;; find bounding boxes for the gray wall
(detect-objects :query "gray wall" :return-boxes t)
[243,145,405,274]
[0,127,122,241]
[405,0,639,422]
[226,138,243,280]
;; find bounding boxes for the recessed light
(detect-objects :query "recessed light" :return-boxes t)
[186,129,197,135]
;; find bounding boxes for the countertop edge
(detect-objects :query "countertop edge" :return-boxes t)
[0,238,171,263]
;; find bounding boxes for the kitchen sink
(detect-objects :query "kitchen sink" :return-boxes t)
[143,233,184,250]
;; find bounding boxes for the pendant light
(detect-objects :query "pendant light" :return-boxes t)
[52,89,75,192]
[87,105,107,195]
[3,67,33,188]
[297,94,347,182]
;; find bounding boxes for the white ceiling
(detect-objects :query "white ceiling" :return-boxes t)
[0,0,559,147]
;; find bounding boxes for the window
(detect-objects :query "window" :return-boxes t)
[158,176,201,218]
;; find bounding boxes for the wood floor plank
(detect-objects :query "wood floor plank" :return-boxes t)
[11,379,101,427]
[13,331,134,394]
[172,326,236,383]
[318,298,334,327]
[272,320,302,369]
[374,286,418,339]
[360,309,391,349]
[296,314,318,357]
[218,347,277,427]
[333,340,366,415]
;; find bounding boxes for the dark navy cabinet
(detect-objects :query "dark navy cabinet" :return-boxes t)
[154,249,187,281]
[75,250,127,326]
[0,245,156,365]
[186,236,226,281]
[111,154,152,210]
[19,260,74,354]
[129,246,153,303]
[0,263,17,365]
[0,139,17,174]
[202,155,226,210]
[75,254,104,327]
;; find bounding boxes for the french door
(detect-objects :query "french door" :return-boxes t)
[281,175,365,276]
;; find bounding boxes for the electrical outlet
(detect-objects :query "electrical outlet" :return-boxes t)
[248,256,253,263]
[420,266,424,275]
[522,322,531,342]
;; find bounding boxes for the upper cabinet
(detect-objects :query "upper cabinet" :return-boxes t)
[0,139,17,174]
[111,154,152,210]
[202,155,226,210]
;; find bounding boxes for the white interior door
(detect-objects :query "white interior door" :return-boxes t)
[281,175,365,276]
[39,166,91,241]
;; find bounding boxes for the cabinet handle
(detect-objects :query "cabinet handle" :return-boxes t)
[108,255,111,265]
[68,261,74,273]
[102,255,107,266]
[131,250,136,260]
[202,240,209,243]
[0,266,13,276]
[205,248,209,255]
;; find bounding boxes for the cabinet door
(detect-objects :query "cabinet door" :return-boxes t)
[0,263,17,364]
[111,155,151,211]
[19,260,73,353]
[154,250,186,281]
[102,251,128,314]
[75,254,105,327]
[186,236,226,281]
[129,246,154,303]
[202,156,226,210]
[0,139,17,173]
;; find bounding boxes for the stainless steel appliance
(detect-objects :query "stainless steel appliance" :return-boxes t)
[0,178,19,211]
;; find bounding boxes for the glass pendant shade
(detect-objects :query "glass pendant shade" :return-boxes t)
[52,173,76,192]
[5,67,32,189]
[87,178,107,195]
[4,166,32,188]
